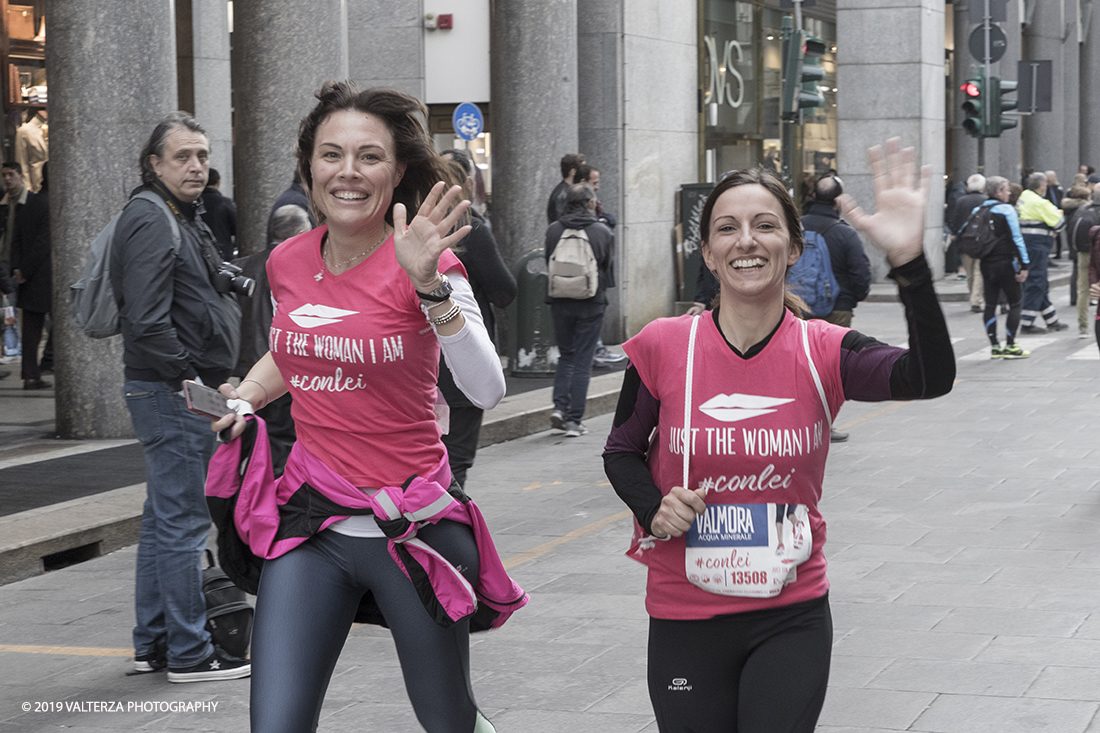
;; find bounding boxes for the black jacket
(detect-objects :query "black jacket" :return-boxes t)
[231,246,275,378]
[801,203,871,312]
[545,207,615,307]
[546,181,568,225]
[948,191,987,235]
[457,210,516,345]
[200,186,237,261]
[111,185,240,389]
[10,188,49,313]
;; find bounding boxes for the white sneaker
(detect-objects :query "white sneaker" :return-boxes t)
[564,421,589,437]
[549,410,566,432]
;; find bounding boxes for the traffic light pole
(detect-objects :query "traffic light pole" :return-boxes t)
[978,0,991,173]
[780,0,804,190]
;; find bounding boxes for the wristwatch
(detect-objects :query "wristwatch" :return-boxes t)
[416,273,453,303]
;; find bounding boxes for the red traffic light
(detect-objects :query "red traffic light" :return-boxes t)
[961,82,980,97]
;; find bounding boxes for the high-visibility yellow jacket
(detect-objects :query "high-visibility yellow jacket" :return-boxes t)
[1016,189,1065,231]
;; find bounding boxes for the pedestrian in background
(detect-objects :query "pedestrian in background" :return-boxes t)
[0,161,26,362]
[975,176,1030,358]
[547,152,584,225]
[1066,185,1099,338]
[1017,171,1068,333]
[10,162,50,389]
[437,153,517,488]
[200,167,237,261]
[114,113,246,682]
[604,140,954,733]
[547,182,616,437]
[948,174,988,312]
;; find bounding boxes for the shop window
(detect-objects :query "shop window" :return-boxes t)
[1,0,46,180]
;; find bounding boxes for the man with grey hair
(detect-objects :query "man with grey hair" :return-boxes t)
[546,182,615,437]
[112,113,248,683]
[948,173,988,312]
[1016,171,1068,333]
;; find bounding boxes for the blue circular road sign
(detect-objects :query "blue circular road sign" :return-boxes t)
[452,103,484,141]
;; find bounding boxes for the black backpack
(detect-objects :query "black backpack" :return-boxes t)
[1070,205,1100,254]
[202,549,254,659]
[957,203,1000,259]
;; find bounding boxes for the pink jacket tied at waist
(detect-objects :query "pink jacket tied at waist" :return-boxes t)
[205,416,528,629]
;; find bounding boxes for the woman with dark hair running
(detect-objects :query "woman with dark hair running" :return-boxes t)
[209,82,525,733]
[604,139,955,732]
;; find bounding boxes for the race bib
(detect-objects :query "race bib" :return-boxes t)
[684,503,812,597]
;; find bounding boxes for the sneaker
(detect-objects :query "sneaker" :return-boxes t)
[829,428,848,443]
[1001,344,1030,359]
[0,354,18,364]
[563,421,589,437]
[1046,321,1069,332]
[167,647,250,683]
[22,378,50,390]
[1079,328,1091,339]
[990,345,1005,358]
[130,637,168,675]
[549,410,566,432]
[593,345,627,366]
[970,305,983,313]
[1019,325,1046,335]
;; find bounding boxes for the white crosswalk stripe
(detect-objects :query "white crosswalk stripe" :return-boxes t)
[959,337,1057,361]
[1068,344,1100,360]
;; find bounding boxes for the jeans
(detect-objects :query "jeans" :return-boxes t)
[1021,234,1057,327]
[551,301,606,424]
[3,290,19,355]
[124,379,215,667]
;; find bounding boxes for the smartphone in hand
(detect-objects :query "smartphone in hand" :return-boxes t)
[182,380,234,420]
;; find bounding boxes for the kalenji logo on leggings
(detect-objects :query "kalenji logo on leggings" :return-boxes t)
[668,677,692,692]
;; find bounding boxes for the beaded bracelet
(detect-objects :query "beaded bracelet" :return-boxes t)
[428,302,462,327]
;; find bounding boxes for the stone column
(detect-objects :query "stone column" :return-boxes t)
[231,1,347,256]
[489,0,578,267]
[346,0,424,97]
[1082,3,1100,168]
[1060,4,1080,182]
[578,1,624,340]
[838,0,946,281]
[1022,0,1069,178]
[579,3,696,338]
[189,0,234,196]
[47,0,178,438]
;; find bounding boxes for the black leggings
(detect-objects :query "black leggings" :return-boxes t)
[981,259,1023,345]
[647,594,832,733]
[250,521,481,733]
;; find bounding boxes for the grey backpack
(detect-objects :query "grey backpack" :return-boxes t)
[547,227,598,299]
[70,191,180,338]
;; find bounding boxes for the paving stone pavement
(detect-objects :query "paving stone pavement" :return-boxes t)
[1,282,1099,732]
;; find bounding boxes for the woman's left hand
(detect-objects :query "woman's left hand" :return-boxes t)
[393,181,472,289]
[837,138,932,268]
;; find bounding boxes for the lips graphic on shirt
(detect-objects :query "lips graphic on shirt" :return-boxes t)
[698,393,794,423]
[288,304,360,328]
